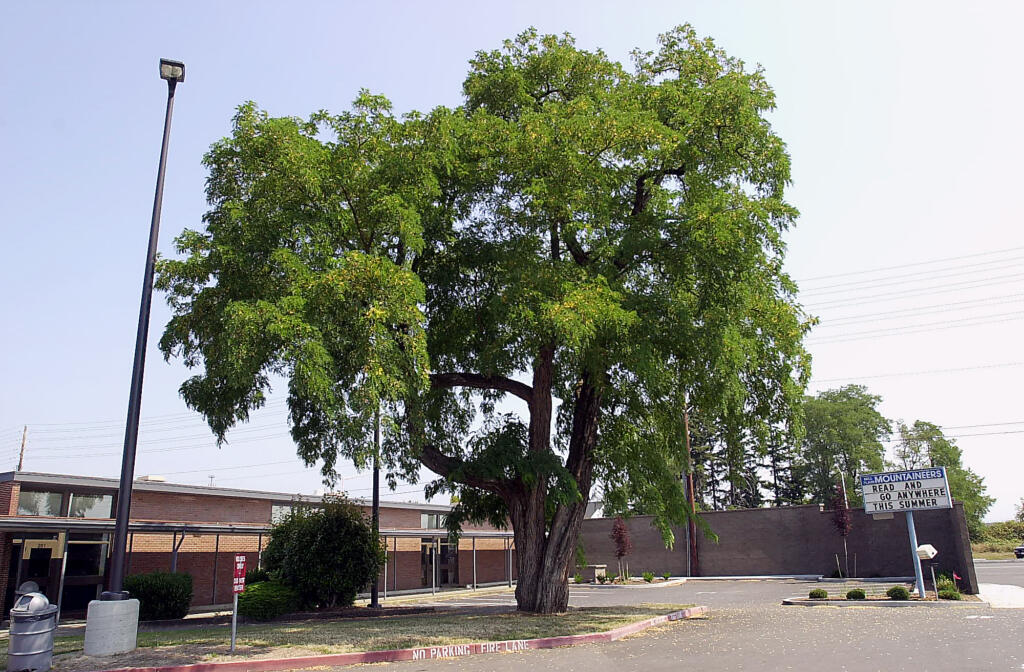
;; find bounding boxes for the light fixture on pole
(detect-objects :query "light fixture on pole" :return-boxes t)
[84,58,184,657]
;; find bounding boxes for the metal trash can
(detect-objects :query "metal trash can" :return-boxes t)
[13,583,39,602]
[8,592,58,672]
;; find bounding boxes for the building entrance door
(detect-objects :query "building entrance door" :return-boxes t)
[420,539,459,587]
[61,533,109,612]
[4,534,63,609]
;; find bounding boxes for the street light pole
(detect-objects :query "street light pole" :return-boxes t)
[103,59,185,600]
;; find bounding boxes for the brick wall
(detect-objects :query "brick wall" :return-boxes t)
[580,503,979,593]
[0,482,21,515]
[130,490,272,524]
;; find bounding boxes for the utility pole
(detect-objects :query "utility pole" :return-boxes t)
[17,426,26,471]
[369,407,381,609]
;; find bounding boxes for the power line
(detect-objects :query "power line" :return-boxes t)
[795,245,1024,283]
[808,310,1024,345]
[811,361,1024,383]
[816,294,1024,328]
[803,271,1024,309]
[799,257,1024,296]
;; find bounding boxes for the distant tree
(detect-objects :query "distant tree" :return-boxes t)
[610,516,633,579]
[1016,498,1024,523]
[891,420,994,538]
[798,386,891,506]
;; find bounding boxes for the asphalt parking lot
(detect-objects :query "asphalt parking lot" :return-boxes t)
[361,569,1024,672]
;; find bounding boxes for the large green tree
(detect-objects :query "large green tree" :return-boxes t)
[799,386,891,506]
[891,420,994,538]
[157,26,811,613]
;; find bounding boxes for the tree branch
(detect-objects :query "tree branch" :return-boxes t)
[430,372,534,404]
[419,443,505,493]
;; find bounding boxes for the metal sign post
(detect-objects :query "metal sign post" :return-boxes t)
[231,554,246,652]
[860,468,951,600]
[904,512,926,598]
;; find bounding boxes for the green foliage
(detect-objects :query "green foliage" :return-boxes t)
[799,386,890,506]
[597,574,607,584]
[124,572,193,621]
[574,572,584,584]
[938,589,962,600]
[157,24,811,611]
[936,575,957,592]
[245,567,271,585]
[891,420,994,537]
[642,571,654,583]
[1016,497,1024,523]
[977,520,1024,543]
[886,585,910,600]
[808,588,828,599]
[662,572,671,580]
[237,581,300,621]
[575,537,587,569]
[262,496,385,608]
[845,589,866,600]
[608,572,618,583]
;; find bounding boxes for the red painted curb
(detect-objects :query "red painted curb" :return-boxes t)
[87,606,708,672]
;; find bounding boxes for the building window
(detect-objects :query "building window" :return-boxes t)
[68,493,113,518]
[271,504,292,523]
[420,513,445,529]
[17,491,64,516]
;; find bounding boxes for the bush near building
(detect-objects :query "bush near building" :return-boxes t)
[262,495,385,609]
[237,581,300,621]
[124,571,193,620]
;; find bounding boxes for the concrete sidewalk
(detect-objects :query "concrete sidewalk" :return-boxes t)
[977,583,1024,608]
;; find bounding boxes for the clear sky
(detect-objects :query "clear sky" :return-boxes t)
[1,1,1022,521]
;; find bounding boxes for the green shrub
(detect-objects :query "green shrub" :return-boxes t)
[846,589,866,600]
[237,581,299,621]
[608,572,618,583]
[938,589,962,600]
[977,520,1024,542]
[574,572,584,584]
[263,496,385,609]
[124,572,193,621]
[886,585,910,600]
[936,576,957,592]
[662,572,671,580]
[642,571,654,583]
[245,567,271,585]
[597,575,607,584]
[808,588,828,599]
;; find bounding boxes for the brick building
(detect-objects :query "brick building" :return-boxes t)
[0,472,515,618]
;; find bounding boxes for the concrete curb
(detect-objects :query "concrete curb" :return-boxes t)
[684,575,821,581]
[84,606,709,672]
[783,598,989,608]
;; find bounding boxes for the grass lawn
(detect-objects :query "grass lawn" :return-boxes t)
[973,551,1016,560]
[43,604,694,671]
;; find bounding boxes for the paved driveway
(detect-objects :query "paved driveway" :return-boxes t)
[346,580,1023,672]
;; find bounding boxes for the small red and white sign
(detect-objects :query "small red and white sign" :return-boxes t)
[232,554,247,594]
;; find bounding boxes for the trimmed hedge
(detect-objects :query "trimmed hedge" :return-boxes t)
[809,588,828,599]
[846,589,866,600]
[124,572,193,620]
[886,585,910,600]
[237,581,299,621]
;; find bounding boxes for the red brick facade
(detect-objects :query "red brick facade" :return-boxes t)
[0,474,514,613]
